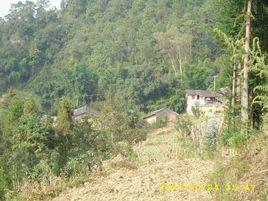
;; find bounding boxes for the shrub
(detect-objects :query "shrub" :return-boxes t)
[175,114,193,137]
[221,131,247,150]
[204,118,221,153]
[210,133,268,201]
[94,130,114,160]
[228,132,247,149]
[204,125,217,152]
[0,168,7,200]
[191,106,201,118]
[65,152,99,177]
[149,116,168,129]
[95,100,147,145]
[0,97,147,200]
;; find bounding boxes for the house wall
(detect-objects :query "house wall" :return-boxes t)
[186,95,206,115]
[144,113,178,125]
[186,94,223,116]
[166,113,178,125]
[144,115,157,124]
[199,104,224,116]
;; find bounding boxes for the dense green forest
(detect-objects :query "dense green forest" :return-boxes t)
[0,0,266,113]
[0,0,267,200]
[0,0,225,113]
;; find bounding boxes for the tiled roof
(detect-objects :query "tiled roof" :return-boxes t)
[185,89,215,97]
[73,105,99,117]
[73,105,87,116]
[143,108,178,119]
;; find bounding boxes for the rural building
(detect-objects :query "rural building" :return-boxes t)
[185,89,224,116]
[72,105,99,122]
[143,108,179,125]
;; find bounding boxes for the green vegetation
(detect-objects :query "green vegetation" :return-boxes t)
[0,92,146,200]
[210,133,268,201]
[0,0,267,200]
[0,0,225,114]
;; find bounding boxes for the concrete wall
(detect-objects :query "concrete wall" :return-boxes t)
[198,104,224,117]
[186,95,206,115]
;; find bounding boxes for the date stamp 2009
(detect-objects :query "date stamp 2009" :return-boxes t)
[157,184,255,192]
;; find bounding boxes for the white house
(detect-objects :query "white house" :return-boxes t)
[185,90,223,116]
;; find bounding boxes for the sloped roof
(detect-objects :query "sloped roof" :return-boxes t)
[73,105,99,117]
[143,108,179,119]
[185,89,215,97]
[73,106,87,116]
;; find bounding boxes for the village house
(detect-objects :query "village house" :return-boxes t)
[72,105,100,123]
[143,108,179,125]
[185,89,224,116]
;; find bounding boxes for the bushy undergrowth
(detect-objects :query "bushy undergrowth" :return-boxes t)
[210,134,268,201]
[147,116,168,130]
[175,114,193,137]
[0,96,147,200]
[221,128,261,150]
[204,119,218,151]
[175,114,221,158]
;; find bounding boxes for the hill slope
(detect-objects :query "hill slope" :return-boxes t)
[53,127,215,201]
[0,0,220,113]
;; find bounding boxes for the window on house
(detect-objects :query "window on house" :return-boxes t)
[197,95,200,100]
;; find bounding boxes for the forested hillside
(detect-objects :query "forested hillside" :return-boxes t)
[0,0,267,200]
[0,0,224,113]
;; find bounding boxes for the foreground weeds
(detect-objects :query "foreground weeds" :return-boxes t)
[210,134,268,201]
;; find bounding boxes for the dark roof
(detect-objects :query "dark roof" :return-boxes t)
[143,108,179,119]
[185,89,215,97]
[73,105,99,117]
[73,106,87,116]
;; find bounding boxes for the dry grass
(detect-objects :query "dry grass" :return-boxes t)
[16,122,267,201]
[238,135,268,200]
[53,127,215,201]
[104,154,137,170]
[210,134,268,201]
[13,175,92,201]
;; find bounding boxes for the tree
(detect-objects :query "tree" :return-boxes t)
[0,96,55,193]
[53,97,73,174]
[241,0,253,132]
[55,97,73,137]
[154,26,192,79]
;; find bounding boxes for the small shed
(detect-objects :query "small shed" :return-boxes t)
[72,105,99,122]
[143,108,179,125]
